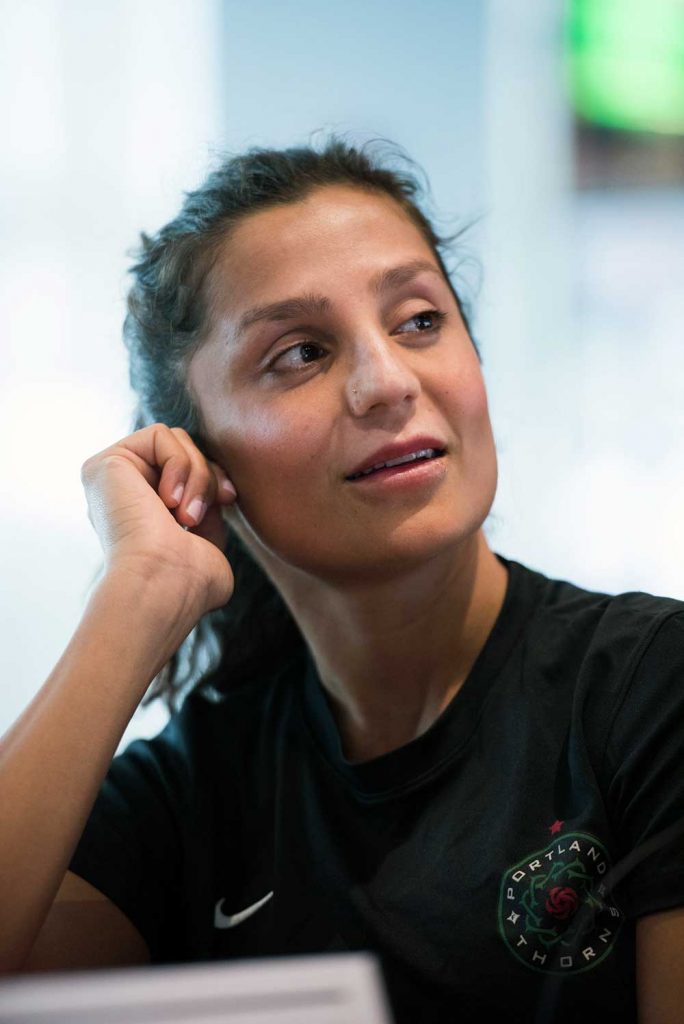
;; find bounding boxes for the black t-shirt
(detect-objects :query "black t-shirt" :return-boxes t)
[69,554,684,1023]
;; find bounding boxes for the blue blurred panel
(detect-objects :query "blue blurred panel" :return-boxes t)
[218,0,485,218]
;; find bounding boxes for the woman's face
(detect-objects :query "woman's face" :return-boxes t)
[188,185,498,584]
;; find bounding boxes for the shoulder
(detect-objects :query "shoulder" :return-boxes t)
[100,660,300,802]
[189,650,306,718]
[504,558,684,743]
[516,556,683,631]
[511,557,684,674]
[509,563,684,923]
[171,653,307,757]
[602,606,684,771]
[526,571,684,873]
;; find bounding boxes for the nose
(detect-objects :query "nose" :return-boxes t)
[345,335,421,417]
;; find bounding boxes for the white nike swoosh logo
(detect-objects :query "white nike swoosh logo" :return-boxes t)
[214,891,274,929]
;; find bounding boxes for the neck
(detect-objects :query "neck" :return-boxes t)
[265,530,508,762]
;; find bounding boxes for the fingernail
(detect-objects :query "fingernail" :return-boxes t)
[171,483,184,505]
[186,497,206,524]
[220,477,237,499]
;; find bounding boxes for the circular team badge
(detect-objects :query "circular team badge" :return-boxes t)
[498,826,623,974]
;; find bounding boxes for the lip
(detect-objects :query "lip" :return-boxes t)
[345,436,447,480]
[348,455,447,494]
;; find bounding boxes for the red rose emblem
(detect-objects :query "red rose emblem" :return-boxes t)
[545,886,578,920]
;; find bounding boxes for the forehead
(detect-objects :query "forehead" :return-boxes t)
[206,185,436,313]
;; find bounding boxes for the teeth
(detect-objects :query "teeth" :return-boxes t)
[353,448,440,479]
[383,448,437,469]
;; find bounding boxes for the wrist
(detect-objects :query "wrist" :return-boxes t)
[102,554,209,616]
[91,561,208,674]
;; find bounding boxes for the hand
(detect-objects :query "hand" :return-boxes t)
[81,423,237,616]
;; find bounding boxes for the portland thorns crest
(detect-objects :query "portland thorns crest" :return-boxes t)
[498,828,623,973]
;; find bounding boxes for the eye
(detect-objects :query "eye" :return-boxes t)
[394,308,448,335]
[268,340,328,374]
[266,308,447,376]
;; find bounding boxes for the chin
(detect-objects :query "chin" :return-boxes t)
[225,462,497,586]
[255,517,484,590]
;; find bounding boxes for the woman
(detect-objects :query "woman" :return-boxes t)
[1,137,683,1024]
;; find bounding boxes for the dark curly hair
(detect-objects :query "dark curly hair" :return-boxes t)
[123,132,481,714]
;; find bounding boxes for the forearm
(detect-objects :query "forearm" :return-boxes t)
[0,567,201,971]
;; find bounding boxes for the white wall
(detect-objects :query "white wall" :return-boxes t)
[567,188,684,596]
[0,0,227,746]
[217,0,487,289]
[479,0,577,580]
[481,0,684,599]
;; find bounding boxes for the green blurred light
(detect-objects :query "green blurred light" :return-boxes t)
[566,0,684,134]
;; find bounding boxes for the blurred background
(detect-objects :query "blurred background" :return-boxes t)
[1,0,682,748]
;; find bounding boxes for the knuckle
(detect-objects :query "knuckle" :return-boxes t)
[80,456,98,484]
[170,425,192,443]
[173,451,193,477]
[147,421,174,445]
[137,421,163,439]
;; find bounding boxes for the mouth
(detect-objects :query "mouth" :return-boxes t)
[346,447,446,482]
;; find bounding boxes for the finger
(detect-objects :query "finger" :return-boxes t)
[96,423,228,530]
[187,501,228,551]
[99,424,193,501]
[167,427,217,527]
[205,457,237,504]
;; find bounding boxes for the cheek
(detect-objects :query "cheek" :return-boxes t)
[466,377,494,439]
[216,400,324,505]
[434,361,492,442]
[434,362,497,505]
[190,350,335,562]
[190,342,322,480]
[223,404,337,570]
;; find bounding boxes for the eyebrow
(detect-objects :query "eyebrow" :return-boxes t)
[234,258,444,339]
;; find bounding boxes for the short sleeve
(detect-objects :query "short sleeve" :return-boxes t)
[68,707,193,962]
[604,610,684,919]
